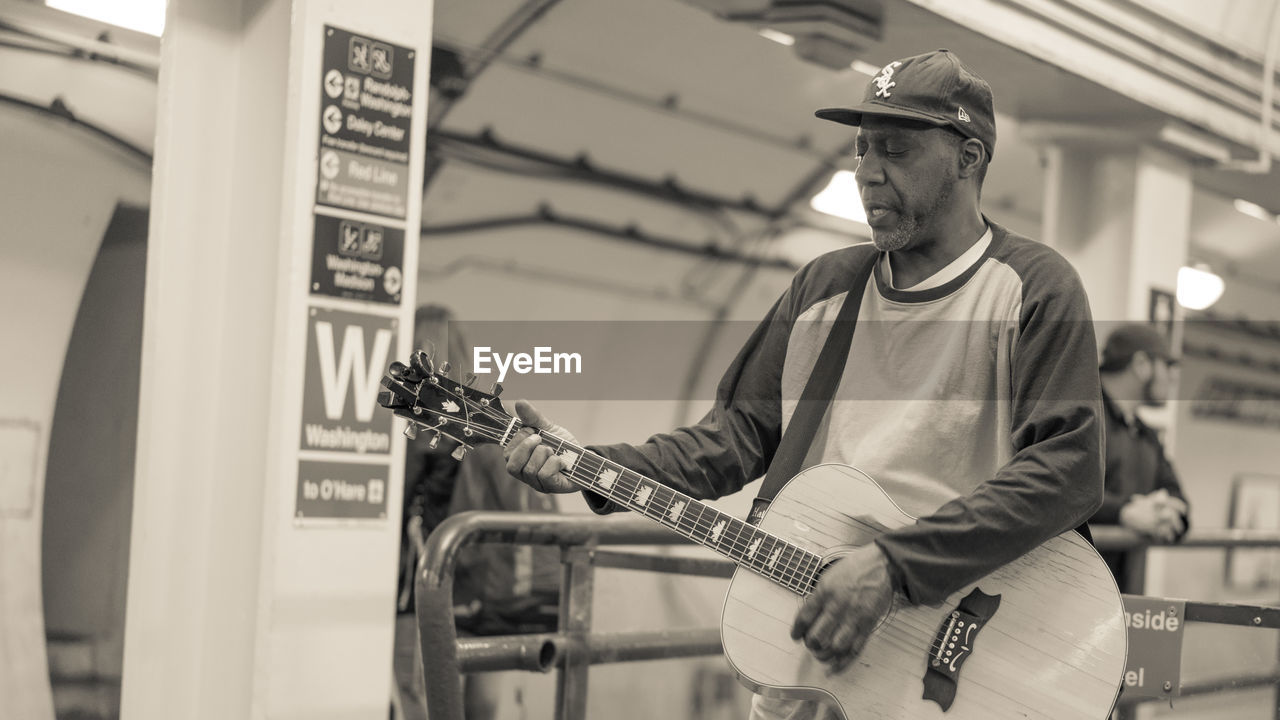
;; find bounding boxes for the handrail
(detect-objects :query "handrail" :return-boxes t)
[416,512,702,720]
[418,516,1280,719]
[1093,526,1280,551]
[454,628,723,673]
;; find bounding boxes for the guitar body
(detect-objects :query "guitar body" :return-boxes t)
[721,464,1127,719]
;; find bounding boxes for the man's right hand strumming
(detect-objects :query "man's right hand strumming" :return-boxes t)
[504,400,582,494]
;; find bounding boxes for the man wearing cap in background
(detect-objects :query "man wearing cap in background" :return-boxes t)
[506,49,1104,720]
[1090,323,1190,588]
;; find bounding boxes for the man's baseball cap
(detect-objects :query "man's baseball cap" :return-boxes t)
[815,49,996,160]
[1100,324,1177,372]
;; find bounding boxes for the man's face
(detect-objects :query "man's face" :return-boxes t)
[853,117,961,252]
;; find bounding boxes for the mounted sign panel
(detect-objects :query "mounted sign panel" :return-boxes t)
[1121,595,1186,701]
[310,214,404,305]
[299,307,396,456]
[295,459,388,521]
[316,25,415,219]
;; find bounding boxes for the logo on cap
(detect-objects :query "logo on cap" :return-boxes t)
[958,106,970,122]
[873,61,903,98]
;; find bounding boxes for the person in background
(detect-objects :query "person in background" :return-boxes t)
[393,305,560,720]
[1089,323,1190,588]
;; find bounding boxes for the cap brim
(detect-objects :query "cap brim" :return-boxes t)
[815,101,950,128]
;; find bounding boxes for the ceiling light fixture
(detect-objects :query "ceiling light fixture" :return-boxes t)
[1233,198,1275,223]
[810,170,867,225]
[1176,264,1225,311]
[45,0,166,36]
[850,59,882,77]
[757,28,796,46]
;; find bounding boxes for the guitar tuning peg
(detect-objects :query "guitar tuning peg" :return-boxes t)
[439,361,452,375]
[427,433,440,450]
[464,373,476,387]
[403,424,419,440]
[489,382,503,397]
[451,445,468,461]
[410,350,434,377]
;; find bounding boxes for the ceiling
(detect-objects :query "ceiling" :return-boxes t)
[423,0,1280,283]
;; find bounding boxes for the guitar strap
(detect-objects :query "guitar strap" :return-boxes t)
[748,257,875,526]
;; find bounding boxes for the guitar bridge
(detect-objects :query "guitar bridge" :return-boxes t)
[921,588,1001,711]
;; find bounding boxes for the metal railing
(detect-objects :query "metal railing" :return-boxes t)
[1094,527,1280,718]
[416,511,728,720]
[418,515,1280,720]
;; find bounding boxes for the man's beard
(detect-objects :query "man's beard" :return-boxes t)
[873,214,921,252]
[870,181,952,253]
[1141,376,1167,407]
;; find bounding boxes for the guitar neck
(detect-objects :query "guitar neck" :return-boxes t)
[500,423,821,595]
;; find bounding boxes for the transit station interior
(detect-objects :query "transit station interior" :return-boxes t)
[3,0,1280,718]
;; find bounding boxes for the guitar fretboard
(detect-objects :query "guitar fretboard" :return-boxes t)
[503,421,822,595]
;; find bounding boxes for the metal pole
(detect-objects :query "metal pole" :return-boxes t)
[417,518,469,720]
[556,546,595,720]
[456,629,724,673]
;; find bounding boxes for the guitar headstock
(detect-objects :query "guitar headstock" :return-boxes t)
[377,349,514,457]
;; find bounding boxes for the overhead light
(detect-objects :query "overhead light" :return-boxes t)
[757,28,795,46]
[1176,264,1225,311]
[850,59,882,77]
[810,170,867,225]
[1233,198,1275,223]
[45,0,166,36]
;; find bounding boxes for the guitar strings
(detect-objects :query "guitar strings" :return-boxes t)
[413,378,821,588]
[493,412,822,592]
[414,386,822,592]
[567,446,821,593]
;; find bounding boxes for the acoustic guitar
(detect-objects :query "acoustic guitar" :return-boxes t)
[378,351,1127,719]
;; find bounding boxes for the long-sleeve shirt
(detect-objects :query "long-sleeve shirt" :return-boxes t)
[1089,389,1189,583]
[587,219,1104,606]
[1090,390,1188,526]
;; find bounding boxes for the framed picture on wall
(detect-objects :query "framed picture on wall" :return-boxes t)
[1225,474,1280,589]
[1148,287,1176,341]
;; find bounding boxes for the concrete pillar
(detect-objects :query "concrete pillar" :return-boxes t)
[1041,143,1193,324]
[1041,141,1194,612]
[121,1,430,718]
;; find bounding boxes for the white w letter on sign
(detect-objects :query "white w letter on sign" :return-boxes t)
[314,321,394,421]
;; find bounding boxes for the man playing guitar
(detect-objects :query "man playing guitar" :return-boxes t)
[502,49,1109,720]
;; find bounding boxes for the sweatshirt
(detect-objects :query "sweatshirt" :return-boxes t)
[588,220,1104,605]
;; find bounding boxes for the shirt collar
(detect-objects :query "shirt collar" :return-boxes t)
[881,224,993,292]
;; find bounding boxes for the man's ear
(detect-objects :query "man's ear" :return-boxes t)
[957,138,985,178]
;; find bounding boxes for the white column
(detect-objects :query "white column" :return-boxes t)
[1041,141,1194,613]
[1041,143,1192,323]
[122,1,430,718]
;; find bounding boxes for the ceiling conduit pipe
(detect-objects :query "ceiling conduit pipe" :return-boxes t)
[1220,0,1278,174]
[424,0,565,191]
[0,16,159,73]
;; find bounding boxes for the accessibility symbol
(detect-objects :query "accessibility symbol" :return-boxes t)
[362,227,384,259]
[324,69,344,99]
[340,221,362,254]
[320,150,341,180]
[370,43,393,79]
[323,105,343,135]
[349,37,371,73]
